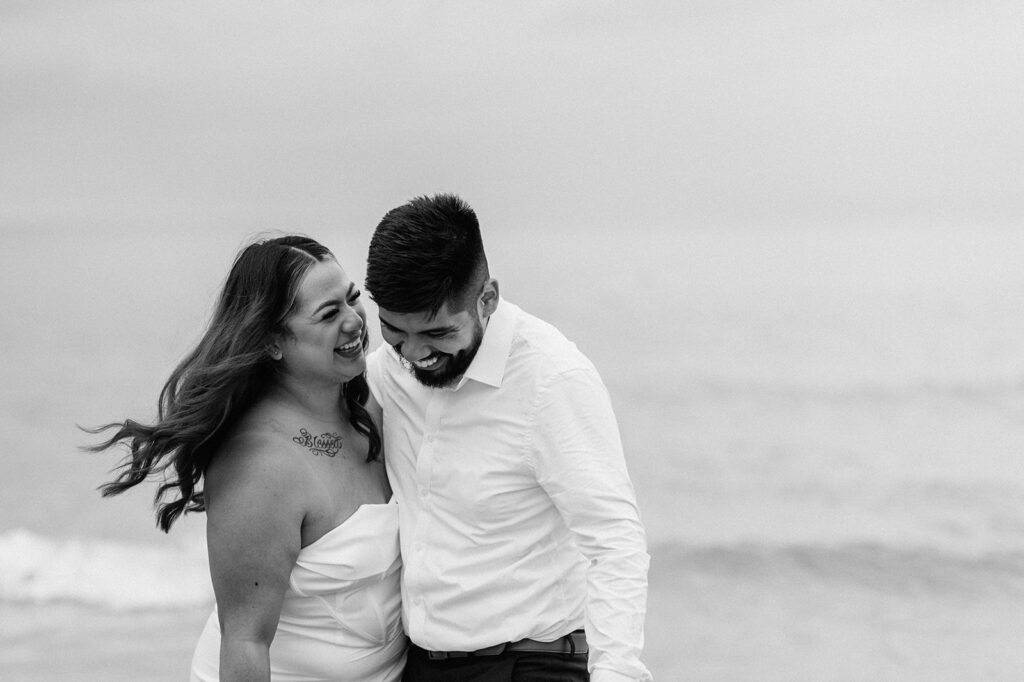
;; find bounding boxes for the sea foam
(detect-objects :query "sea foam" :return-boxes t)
[0,528,212,610]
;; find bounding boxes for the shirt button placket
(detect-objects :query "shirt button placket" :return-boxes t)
[421,432,436,498]
[412,390,442,640]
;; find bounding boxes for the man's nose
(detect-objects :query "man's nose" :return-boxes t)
[401,336,432,362]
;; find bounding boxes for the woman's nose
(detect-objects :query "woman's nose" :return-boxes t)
[341,309,363,332]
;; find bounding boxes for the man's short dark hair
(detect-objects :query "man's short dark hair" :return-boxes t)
[366,193,489,317]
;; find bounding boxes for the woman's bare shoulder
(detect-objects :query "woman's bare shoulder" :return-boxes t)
[204,420,302,499]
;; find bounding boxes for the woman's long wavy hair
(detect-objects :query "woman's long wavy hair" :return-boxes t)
[84,236,381,532]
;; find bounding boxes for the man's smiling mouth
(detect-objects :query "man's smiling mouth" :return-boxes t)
[412,355,442,369]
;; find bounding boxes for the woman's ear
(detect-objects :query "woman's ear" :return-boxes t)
[265,337,283,361]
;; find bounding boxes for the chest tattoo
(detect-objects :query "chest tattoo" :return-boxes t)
[292,428,343,457]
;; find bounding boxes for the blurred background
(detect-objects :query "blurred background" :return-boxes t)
[2,2,1024,680]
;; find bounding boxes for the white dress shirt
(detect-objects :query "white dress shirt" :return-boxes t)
[367,298,652,682]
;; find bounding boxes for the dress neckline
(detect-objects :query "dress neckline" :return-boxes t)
[301,498,393,550]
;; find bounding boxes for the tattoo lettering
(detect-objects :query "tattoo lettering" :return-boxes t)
[292,428,343,457]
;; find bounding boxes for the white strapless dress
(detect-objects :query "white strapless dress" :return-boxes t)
[190,500,406,682]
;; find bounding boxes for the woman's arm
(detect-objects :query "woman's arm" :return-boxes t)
[204,437,304,682]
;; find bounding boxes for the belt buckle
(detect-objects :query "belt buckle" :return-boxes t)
[476,642,508,656]
[426,643,508,660]
[427,650,459,660]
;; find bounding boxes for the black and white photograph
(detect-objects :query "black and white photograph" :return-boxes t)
[2,2,1023,680]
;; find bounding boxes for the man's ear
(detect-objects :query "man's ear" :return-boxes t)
[479,278,499,318]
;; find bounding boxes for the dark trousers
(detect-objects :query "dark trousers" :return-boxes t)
[402,643,589,682]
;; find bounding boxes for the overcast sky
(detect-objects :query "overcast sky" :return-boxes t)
[2,1,1022,231]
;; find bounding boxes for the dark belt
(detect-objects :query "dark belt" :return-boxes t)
[425,629,588,660]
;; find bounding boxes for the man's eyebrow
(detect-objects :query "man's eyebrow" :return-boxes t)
[312,283,356,314]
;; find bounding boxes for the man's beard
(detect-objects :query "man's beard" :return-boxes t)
[400,318,484,388]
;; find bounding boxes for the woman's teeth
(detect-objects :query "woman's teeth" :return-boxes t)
[336,339,361,353]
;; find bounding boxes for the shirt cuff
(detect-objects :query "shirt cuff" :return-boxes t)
[592,668,653,682]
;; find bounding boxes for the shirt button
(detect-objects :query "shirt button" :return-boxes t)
[419,486,428,497]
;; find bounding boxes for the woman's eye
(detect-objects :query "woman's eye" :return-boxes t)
[322,310,339,320]
[348,290,362,303]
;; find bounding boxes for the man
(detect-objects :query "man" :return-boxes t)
[364,193,652,682]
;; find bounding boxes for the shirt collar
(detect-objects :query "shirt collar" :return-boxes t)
[458,297,513,389]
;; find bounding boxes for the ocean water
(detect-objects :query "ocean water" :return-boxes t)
[2,220,1024,679]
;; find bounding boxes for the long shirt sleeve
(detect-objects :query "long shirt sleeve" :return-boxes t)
[531,367,652,682]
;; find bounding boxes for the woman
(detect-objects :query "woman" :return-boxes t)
[88,236,405,681]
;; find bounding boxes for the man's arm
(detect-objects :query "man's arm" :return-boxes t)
[531,367,653,682]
